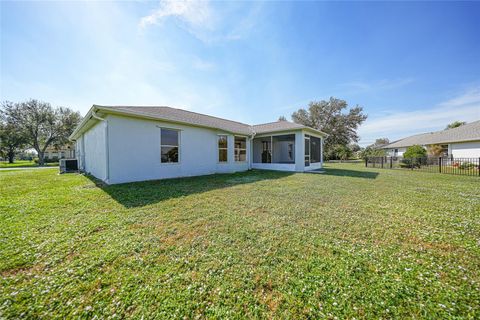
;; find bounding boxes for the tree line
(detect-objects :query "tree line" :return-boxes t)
[284,98,467,160]
[0,99,81,165]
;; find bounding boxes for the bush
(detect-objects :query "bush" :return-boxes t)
[404,145,427,159]
[400,147,428,168]
[34,157,59,164]
[459,162,477,170]
[400,158,423,168]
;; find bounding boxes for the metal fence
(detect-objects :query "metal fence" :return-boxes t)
[366,156,480,177]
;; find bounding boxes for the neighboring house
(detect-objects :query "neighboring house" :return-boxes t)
[382,120,480,158]
[69,105,327,184]
[44,145,75,160]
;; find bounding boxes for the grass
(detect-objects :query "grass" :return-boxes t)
[0,160,58,168]
[1,164,479,318]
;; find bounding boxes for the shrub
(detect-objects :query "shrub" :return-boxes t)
[404,145,427,159]
[459,162,477,170]
[400,158,424,168]
[401,146,428,169]
[34,157,58,164]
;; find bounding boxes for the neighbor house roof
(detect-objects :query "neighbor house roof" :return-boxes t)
[383,120,480,148]
[70,105,327,140]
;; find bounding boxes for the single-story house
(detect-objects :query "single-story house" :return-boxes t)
[44,144,75,160]
[69,105,327,184]
[382,120,480,158]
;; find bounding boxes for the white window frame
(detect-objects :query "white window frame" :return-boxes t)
[234,136,247,162]
[160,127,181,164]
[218,135,228,163]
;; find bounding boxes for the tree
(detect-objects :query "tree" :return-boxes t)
[404,145,427,158]
[445,121,466,130]
[427,144,443,156]
[0,106,28,163]
[0,123,27,163]
[372,138,389,148]
[278,116,287,121]
[330,144,353,160]
[292,97,367,160]
[1,100,81,165]
[359,146,385,160]
[349,143,361,153]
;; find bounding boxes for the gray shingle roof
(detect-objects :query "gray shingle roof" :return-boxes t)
[252,121,308,134]
[384,120,480,148]
[100,106,253,135]
[85,105,326,137]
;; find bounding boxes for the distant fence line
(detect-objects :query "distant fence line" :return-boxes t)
[326,159,363,163]
[366,156,480,177]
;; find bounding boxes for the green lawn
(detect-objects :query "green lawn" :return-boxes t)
[0,160,58,168]
[1,164,479,318]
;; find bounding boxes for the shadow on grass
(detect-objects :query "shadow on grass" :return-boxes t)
[323,167,379,179]
[87,170,294,208]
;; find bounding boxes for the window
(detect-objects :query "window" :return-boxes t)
[234,136,247,162]
[161,128,179,163]
[218,135,228,162]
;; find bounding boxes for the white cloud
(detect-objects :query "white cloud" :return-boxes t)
[358,88,480,146]
[139,0,213,30]
[138,0,262,43]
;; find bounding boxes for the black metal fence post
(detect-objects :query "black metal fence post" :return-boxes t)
[381,157,384,168]
[390,156,393,169]
[365,158,368,167]
[439,157,442,173]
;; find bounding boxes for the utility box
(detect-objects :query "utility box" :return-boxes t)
[59,159,78,173]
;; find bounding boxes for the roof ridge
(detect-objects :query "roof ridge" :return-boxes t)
[253,120,300,126]
[99,105,252,128]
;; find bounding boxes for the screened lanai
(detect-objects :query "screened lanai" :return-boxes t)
[252,132,323,171]
[253,134,296,164]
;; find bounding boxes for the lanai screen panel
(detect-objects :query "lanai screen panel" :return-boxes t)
[310,136,321,163]
[272,134,295,163]
[253,137,272,163]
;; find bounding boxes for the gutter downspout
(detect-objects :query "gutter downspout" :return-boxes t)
[249,129,256,170]
[92,110,110,183]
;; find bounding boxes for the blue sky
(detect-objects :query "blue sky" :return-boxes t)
[1,1,479,145]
